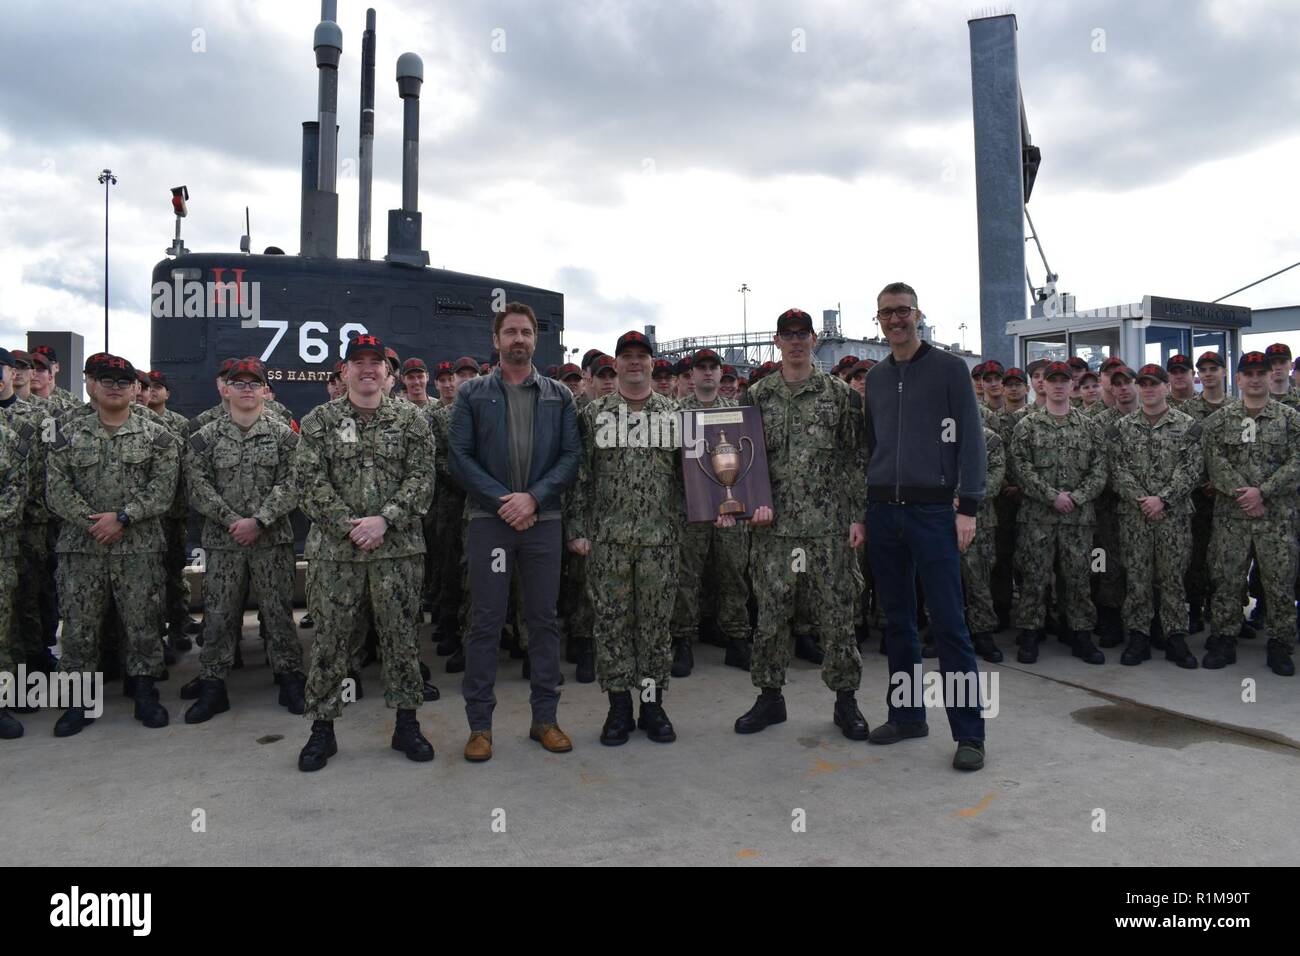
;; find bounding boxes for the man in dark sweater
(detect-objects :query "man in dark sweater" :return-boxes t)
[863,282,988,771]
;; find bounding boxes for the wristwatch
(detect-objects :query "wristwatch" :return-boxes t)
[116,510,131,526]
[254,517,266,529]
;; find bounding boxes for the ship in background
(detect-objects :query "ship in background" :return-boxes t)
[149,2,564,421]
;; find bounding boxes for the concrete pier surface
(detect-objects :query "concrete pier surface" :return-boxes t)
[2,615,1296,867]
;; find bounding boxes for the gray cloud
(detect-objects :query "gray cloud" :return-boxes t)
[5,0,1298,207]
[554,265,661,347]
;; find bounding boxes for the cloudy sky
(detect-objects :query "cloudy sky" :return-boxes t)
[2,0,1299,375]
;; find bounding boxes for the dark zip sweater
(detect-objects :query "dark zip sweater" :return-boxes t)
[863,340,987,516]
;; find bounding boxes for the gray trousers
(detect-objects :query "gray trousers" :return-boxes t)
[463,517,563,730]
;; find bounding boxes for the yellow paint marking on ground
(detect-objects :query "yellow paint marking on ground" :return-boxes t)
[956,792,998,818]
[807,755,872,776]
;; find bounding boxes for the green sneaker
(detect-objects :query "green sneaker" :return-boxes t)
[953,739,985,772]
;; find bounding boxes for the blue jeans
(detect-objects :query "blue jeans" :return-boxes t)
[867,502,985,742]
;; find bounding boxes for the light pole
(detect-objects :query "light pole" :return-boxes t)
[98,169,117,351]
[958,322,968,351]
[738,283,750,364]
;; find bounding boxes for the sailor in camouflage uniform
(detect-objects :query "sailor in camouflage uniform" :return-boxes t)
[1089,365,1139,646]
[293,335,437,771]
[1201,351,1300,676]
[182,359,306,721]
[46,356,178,736]
[1178,351,1229,634]
[430,357,479,671]
[566,331,684,746]
[1009,361,1108,665]
[189,358,297,435]
[669,348,752,676]
[143,369,196,648]
[1107,364,1202,668]
[28,346,81,414]
[732,309,869,740]
[0,353,59,672]
[961,426,1005,662]
[556,364,596,681]
[0,350,30,740]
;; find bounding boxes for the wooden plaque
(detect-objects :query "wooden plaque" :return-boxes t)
[681,405,773,523]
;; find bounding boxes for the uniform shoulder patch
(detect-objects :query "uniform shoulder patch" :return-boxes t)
[1105,424,1121,443]
[1185,422,1202,441]
[16,420,36,443]
[153,428,175,449]
[189,429,209,453]
[300,411,326,437]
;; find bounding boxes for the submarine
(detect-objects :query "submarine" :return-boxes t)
[149,2,565,422]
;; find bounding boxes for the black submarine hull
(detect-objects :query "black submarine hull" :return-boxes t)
[150,252,565,422]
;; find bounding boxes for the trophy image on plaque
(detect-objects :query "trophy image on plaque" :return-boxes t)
[696,430,756,515]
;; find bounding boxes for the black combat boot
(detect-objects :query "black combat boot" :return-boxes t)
[0,708,23,739]
[1120,631,1150,666]
[435,632,459,656]
[278,671,307,714]
[298,720,337,772]
[417,661,440,700]
[180,675,202,700]
[132,676,170,728]
[346,670,364,700]
[1266,639,1296,677]
[794,632,824,664]
[1016,629,1041,664]
[53,707,93,737]
[576,640,596,684]
[184,678,231,724]
[1071,631,1105,665]
[1202,634,1237,669]
[734,688,787,734]
[298,613,314,630]
[600,691,635,746]
[1164,633,1198,669]
[391,709,435,762]
[637,688,676,743]
[832,690,869,741]
[163,641,176,666]
[670,640,694,678]
[445,646,466,674]
[972,632,1003,663]
[724,638,752,671]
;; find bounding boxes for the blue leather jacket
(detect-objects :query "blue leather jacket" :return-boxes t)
[447,367,581,516]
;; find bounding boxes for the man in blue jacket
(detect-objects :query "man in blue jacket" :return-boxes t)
[863,282,988,771]
[448,302,582,762]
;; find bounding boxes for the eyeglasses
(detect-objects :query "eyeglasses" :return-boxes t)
[877,306,917,320]
[97,377,134,390]
[778,330,812,341]
[227,380,262,392]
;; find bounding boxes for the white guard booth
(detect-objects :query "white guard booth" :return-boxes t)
[1005,295,1250,374]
